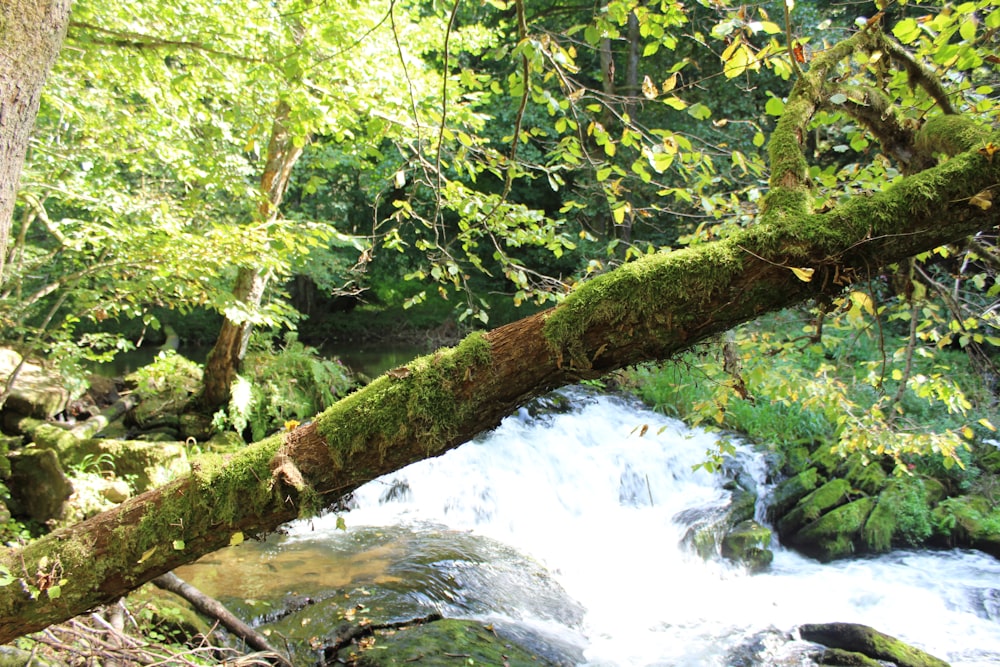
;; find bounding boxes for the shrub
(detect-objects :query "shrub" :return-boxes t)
[213,334,354,441]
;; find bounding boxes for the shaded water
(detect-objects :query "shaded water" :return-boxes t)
[179,388,1000,665]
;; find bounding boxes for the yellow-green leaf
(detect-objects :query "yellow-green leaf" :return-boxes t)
[229,532,245,547]
[979,418,997,432]
[173,540,185,551]
[138,546,157,564]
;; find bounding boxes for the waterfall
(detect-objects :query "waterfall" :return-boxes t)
[188,387,1000,665]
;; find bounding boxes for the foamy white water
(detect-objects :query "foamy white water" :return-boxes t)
[287,388,1000,666]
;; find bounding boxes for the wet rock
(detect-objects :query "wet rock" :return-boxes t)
[800,622,950,667]
[767,468,822,522]
[931,496,1000,558]
[328,617,567,666]
[720,519,773,572]
[7,447,73,523]
[815,647,884,666]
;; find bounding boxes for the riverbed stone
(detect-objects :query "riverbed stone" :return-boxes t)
[329,618,563,666]
[800,622,950,667]
[841,454,888,496]
[787,497,875,561]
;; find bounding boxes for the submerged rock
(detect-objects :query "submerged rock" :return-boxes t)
[328,617,566,666]
[721,520,774,572]
[799,622,950,667]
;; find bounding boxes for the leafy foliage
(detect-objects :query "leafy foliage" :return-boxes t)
[212,334,354,442]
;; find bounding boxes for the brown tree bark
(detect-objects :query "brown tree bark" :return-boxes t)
[0,124,997,641]
[200,102,305,410]
[0,0,71,280]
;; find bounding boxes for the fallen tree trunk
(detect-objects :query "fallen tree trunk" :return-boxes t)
[1,26,998,645]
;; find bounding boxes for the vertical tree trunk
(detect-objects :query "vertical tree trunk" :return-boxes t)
[0,0,71,281]
[200,101,304,410]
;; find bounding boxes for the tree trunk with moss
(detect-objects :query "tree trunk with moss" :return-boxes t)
[0,0,71,280]
[0,26,998,643]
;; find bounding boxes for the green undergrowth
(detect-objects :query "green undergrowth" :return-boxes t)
[213,333,355,441]
[625,306,1000,482]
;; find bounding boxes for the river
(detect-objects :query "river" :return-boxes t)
[178,387,1000,666]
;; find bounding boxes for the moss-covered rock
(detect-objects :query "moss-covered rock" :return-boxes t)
[767,467,822,522]
[70,439,190,492]
[787,497,875,561]
[841,454,888,496]
[682,488,759,563]
[334,618,561,666]
[800,622,950,667]
[816,647,884,666]
[7,447,72,522]
[721,520,774,572]
[862,477,933,553]
[776,478,853,539]
[931,496,1000,558]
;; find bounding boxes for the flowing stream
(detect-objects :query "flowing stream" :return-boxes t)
[180,387,1000,665]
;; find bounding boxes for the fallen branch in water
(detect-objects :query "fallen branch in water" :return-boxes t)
[152,571,292,666]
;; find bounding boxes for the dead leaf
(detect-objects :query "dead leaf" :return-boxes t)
[790,266,815,282]
[641,75,658,100]
[970,189,993,210]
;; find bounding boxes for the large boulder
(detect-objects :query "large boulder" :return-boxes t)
[7,447,73,523]
[0,349,69,419]
[800,622,950,667]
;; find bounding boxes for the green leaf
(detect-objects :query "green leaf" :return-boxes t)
[892,18,921,44]
[663,96,687,110]
[765,96,785,116]
[687,102,712,120]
